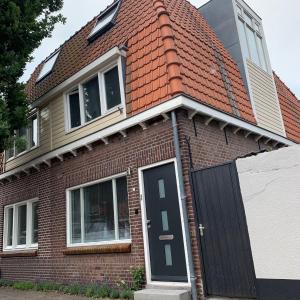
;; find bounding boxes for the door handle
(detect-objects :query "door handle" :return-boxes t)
[199,224,205,237]
[147,220,151,229]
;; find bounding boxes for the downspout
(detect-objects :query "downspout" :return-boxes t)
[171,111,197,300]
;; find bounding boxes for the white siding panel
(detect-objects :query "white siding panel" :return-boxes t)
[247,60,286,136]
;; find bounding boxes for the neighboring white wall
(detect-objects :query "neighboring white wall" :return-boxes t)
[236,146,300,280]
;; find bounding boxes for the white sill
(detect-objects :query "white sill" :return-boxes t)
[6,145,39,163]
[66,105,124,134]
[3,245,38,252]
[67,239,131,248]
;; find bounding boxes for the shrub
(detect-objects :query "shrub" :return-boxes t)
[35,282,61,292]
[63,283,84,295]
[84,283,98,298]
[120,289,133,300]
[13,281,34,290]
[110,289,120,299]
[0,279,13,287]
[95,285,111,298]
[131,267,145,291]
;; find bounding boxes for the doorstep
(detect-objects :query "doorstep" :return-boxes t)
[207,298,253,300]
[134,289,191,300]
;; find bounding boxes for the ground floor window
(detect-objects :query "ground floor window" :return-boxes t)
[67,174,131,247]
[3,199,38,251]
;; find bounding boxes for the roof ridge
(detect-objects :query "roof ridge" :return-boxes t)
[152,0,184,96]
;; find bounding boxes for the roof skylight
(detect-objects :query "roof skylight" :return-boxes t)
[37,51,60,82]
[88,1,120,41]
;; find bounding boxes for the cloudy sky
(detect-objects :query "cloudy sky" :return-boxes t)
[21,0,300,98]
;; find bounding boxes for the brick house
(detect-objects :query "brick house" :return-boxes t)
[0,0,299,299]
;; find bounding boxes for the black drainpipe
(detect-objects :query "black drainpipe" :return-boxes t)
[171,111,197,300]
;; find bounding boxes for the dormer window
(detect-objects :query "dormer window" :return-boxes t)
[65,60,124,131]
[88,1,120,41]
[36,51,60,82]
[236,4,268,72]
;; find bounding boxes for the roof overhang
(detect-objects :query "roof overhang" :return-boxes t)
[1,95,296,182]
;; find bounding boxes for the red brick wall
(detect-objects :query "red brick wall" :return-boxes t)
[0,120,175,285]
[0,110,272,297]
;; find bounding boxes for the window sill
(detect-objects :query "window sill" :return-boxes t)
[0,249,38,258]
[63,243,131,255]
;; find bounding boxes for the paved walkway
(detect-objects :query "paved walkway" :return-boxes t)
[0,288,91,300]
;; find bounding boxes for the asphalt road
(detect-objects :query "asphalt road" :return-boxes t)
[0,288,91,300]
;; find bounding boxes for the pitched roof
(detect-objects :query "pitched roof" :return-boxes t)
[274,72,300,143]
[25,0,256,124]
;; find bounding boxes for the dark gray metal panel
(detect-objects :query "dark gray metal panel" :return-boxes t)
[256,279,300,300]
[192,162,256,298]
[199,0,249,96]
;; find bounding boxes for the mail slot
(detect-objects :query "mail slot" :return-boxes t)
[159,234,174,241]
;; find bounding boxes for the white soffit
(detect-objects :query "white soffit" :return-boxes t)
[1,96,296,180]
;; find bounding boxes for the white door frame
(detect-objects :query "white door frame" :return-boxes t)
[138,158,191,287]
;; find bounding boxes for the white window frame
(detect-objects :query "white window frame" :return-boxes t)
[236,3,269,73]
[88,1,120,41]
[5,112,40,162]
[36,50,60,82]
[3,198,38,252]
[65,57,125,133]
[66,172,131,248]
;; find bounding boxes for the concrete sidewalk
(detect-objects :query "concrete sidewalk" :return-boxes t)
[0,288,91,300]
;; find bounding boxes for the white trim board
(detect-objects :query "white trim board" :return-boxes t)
[1,95,296,180]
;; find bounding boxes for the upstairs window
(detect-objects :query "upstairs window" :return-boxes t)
[36,51,60,82]
[6,113,39,161]
[3,199,38,251]
[66,62,123,131]
[236,4,268,72]
[88,1,120,41]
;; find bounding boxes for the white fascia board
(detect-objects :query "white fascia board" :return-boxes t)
[1,95,296,180]
[30,46,125,109]
[181,97,296,146]
[0,97,183,180]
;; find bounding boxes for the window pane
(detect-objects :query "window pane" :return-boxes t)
[69,91,81,128]
[37,51,59,81]
[84,181,115,243]
[6,208,13,247]
[83,76,101,122]
[32,202,38,244]
[158,179,166,199]
[237,5,242,16]
[16,127,27,155]
[90,6,117,37]
[105,66,121,110]
[237,19,250,59]
[257,36,267,71]
[71,189,81,244]
[244,13,252,27]
[30,116,38,148]
[246,26,260,66]
[6,147,14,160]
[116,177,130,240]
[17,205,27,245]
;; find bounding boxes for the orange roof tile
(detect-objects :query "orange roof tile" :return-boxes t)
[274,72,300,143]
[26,0,256,124]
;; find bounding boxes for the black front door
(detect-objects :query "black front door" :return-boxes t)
[143,162,187,282]
[192,162,256,298]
